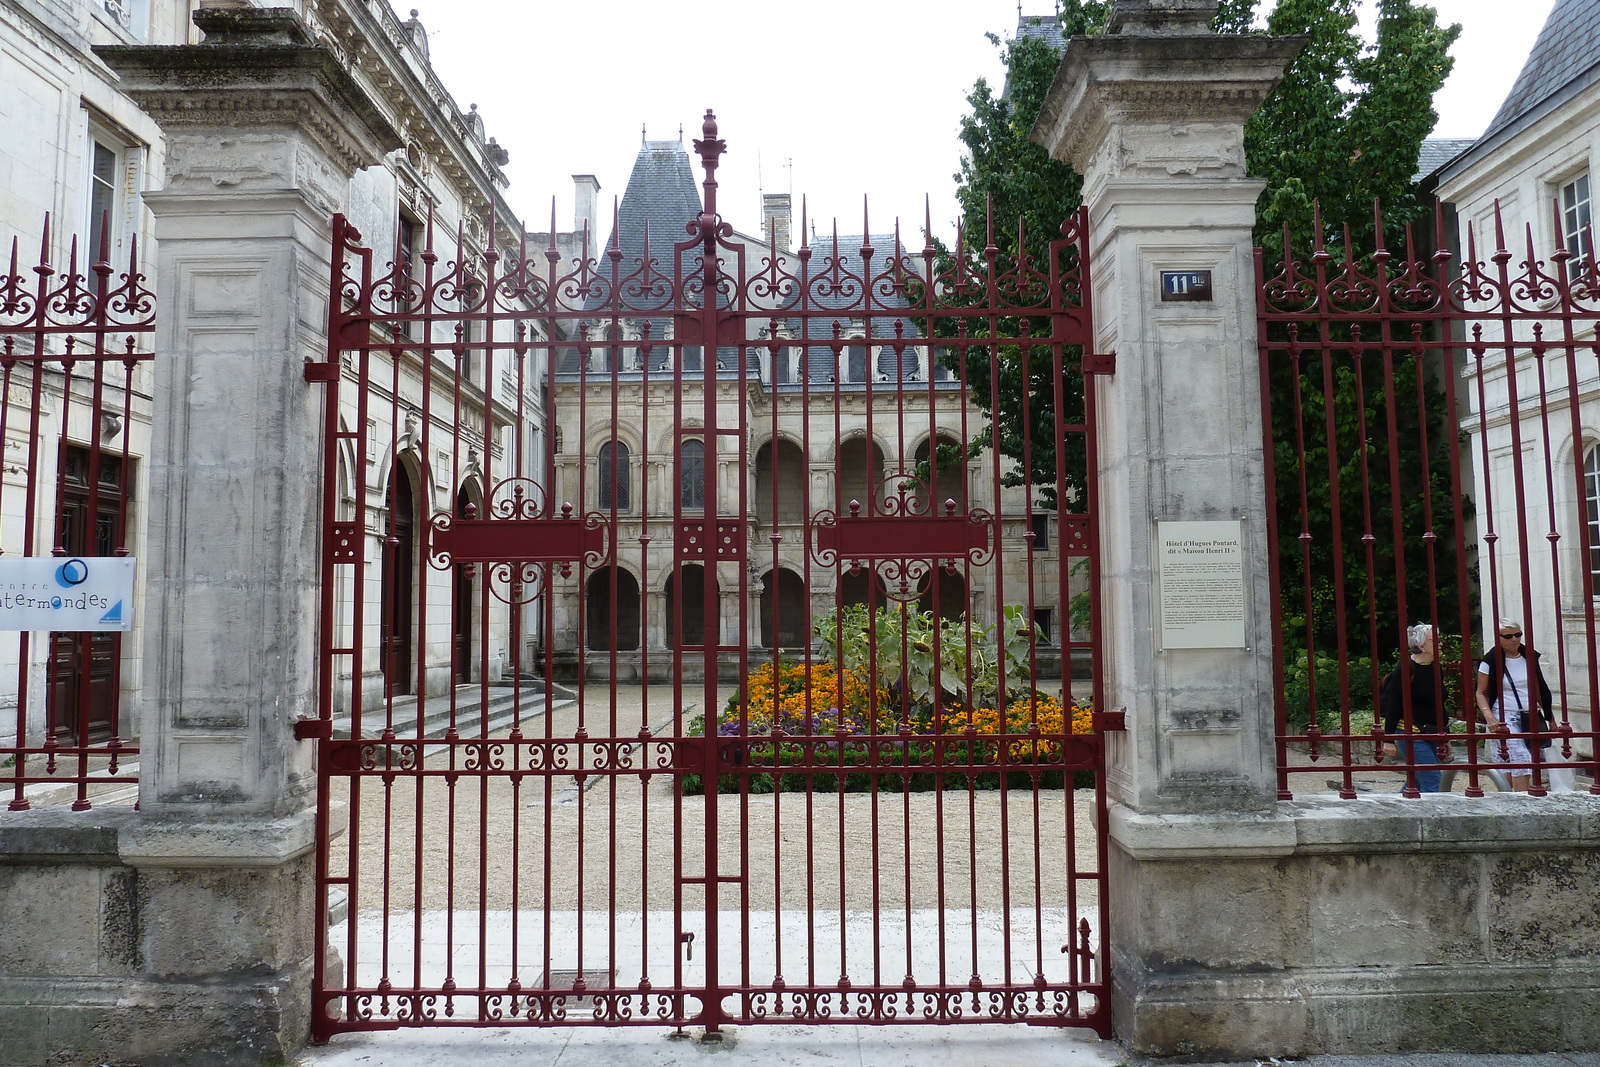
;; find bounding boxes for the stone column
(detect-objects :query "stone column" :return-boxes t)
[89,9,399,1061]
[1032,0,1300,814]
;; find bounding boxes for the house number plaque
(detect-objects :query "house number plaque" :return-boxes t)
[1159,269,1213,302]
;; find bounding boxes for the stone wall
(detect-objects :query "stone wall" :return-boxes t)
[1110,793,1600,1058]
[0,808,314,1067]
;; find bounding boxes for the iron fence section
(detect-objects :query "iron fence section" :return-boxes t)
[1,217,151,811]
[1258,201,1600,798]
[306,114,1112,1040]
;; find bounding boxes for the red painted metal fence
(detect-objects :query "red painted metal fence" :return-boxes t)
[305,114,1112,1039]
[1259,202,1600,798]
[1,218,149,812]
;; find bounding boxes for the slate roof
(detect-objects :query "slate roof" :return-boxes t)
[1480,0,1600,143]
[788,232,922,385]
[562,139,756,376]
[1014,12,1067,49]
[561,139,934,387]
[606,140,702,279]
[1414,137,1476,183]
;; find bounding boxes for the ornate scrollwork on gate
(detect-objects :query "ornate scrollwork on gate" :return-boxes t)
[810,501,993,601]
[428,476,611,605]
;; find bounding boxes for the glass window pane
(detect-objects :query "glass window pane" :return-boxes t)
[681,439,705,509]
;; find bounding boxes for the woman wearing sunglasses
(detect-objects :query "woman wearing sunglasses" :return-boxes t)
[1475,620,1554,792]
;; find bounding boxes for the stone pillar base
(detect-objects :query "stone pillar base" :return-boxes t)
[0,809,314,1067]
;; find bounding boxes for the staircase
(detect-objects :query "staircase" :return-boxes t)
[332,678,577,741]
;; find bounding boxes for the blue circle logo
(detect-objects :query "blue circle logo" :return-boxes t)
[51,597,62,609]
[55,559,89,588]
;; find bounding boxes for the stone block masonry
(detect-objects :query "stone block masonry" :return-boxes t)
[1109,795,1600,1058]
[0,808,314,1067]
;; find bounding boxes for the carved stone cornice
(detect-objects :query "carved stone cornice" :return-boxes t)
[304,0,508,227]
[1031,32,1305,178]
[95,13,404,183]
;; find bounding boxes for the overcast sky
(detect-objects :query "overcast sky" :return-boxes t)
[412,0,1556,243]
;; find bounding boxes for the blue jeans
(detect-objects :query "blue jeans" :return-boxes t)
[1399,738,1442,793]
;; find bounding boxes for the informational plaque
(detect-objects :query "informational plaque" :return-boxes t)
[1158,521,1246,649]
[0,556,136,631]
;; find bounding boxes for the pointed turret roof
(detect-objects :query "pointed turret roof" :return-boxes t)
[604,139,702,273]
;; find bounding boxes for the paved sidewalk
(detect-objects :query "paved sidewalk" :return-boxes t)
[295,1030,1600,1067]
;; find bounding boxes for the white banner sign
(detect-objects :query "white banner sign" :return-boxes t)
[1158,521,1246,649]
[0,556,136,632]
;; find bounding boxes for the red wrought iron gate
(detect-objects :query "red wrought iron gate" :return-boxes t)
[303,113,1112,1040]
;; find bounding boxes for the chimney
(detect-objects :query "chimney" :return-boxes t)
[572,174,600,238]
[762,192,792,251]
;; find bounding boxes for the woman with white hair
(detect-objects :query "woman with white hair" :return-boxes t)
[1378,622,1450,793]
[1475,619,1554,792]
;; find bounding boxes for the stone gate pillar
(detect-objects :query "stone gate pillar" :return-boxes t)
[1033,0,1300,813]
[1032,0,1303,1053]
[86,9,397,1061]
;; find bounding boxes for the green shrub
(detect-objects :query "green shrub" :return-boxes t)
[1281,648,1377,735]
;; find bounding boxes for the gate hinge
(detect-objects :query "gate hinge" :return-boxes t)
[303,359,340,383]
[1093,708,1127,732]
[293,717,332,740]
[1083,351,1116,375]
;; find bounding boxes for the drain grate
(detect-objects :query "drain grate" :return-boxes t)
[536,967,614,1013]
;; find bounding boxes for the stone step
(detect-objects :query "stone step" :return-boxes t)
[333,680,576,741]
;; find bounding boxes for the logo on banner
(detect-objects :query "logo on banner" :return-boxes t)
[0,555,137,631]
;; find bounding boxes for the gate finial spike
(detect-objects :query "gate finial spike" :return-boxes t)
[95,210,111,271]
[1432,197,1451,267]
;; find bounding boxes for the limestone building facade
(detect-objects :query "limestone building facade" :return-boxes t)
[0,0,545,756]
[540,137,1077,683]
[1434,0,1600,746]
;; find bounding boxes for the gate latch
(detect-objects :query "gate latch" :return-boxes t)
[1083,351,1116,375]
[679,931,695,961]
[1092,707,1128,732]
[293,717,332,740]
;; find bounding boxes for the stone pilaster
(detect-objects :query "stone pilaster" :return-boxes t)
[1033,0,1301,815]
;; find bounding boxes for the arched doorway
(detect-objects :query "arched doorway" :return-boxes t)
[838,567,887,611]
[381,462,417,694]
[452,486,475,684]
[587,568,642,651]
[665,564,717,648]
[913,433,967,515]
[754,439,805,525]
[917,566,966,624]
[836,437,884,515]
[760,568,807,649]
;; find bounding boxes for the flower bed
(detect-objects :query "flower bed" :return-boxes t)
[681,661,1097,795]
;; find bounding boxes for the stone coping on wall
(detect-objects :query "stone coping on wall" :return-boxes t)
[1109,793,1600,860]
[0,805,320,867]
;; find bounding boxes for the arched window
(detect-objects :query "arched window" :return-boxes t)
[1586,442,1600,594]
[598,440,629,511]
[681,438,706,509]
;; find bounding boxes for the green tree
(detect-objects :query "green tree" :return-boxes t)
[945,0,1465,661]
